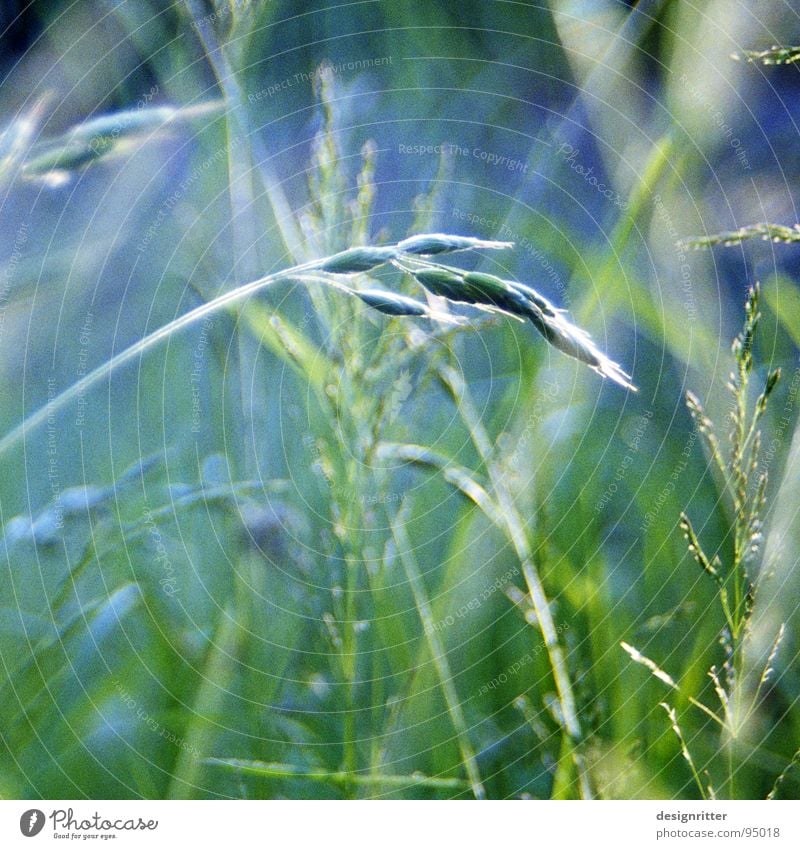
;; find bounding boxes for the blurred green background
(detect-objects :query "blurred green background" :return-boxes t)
[1,0,799,799]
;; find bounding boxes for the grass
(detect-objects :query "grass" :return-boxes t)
[0,0,799,801]
[622,285,787,799]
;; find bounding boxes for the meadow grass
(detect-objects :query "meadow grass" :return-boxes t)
[0,2,799,801]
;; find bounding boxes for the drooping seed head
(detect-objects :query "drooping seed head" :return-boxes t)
[68,106,178,145]
[397,233,513,255]
[319,245,398,273]
[461,271,532,318]
[528,309,636,390]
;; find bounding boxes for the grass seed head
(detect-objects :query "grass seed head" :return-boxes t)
[731,45,800,65]
[507,279,563,317]
[398,233,513,255]
[408,261,635,387]
[461,271,635,389]
[68,106,177,144]
[461,271,533,318]
[410,266,473,302]
[319,245,398,273]
[529,309,636,390]
[356,288,464,324]
[680,223,800,250]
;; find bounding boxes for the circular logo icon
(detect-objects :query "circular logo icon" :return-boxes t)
[19,810,45,837]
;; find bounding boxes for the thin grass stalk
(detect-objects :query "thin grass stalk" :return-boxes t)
[620,642,723,727]
[389,512,486,799]
[660,702,708,800]
[767,748,800,800]
[0,260,325,460]
[622,285,780,798]
[207,758,470,791]
[332,319,474,791]
[338,453,366,796]
[327,294,390,796]
[185,0,279,482]
[184,0,303,260]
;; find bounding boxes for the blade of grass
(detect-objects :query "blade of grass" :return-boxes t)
[167,598,243,798]
[762,274,800,349]
[378,436,588,797]
[434,364,590,795]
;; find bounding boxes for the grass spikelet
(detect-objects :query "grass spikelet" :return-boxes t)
[404,262,636,388]
[66,101,223,144]
[403,264,519,320]
[680,513,724,587]
[526,307,637,390]
[23,100,225,184]
[731,46,800,65]
[660,703,710,800]
[454,269,635,389]
[354,288,464,323]
[757,368,782,417]
[621,642,679,690]
[23,141,114,178]
[318,245,398,273]
[355,288,429,316]
[507,278,564,317]
[464,271,636,389]
[462,270,539,318]
[752,624,786,714]
[760,624,785,689]
[709,667,731,724]
[685,390,727,478]
[405,265,476,304]
[66,106,178,143]
[397,233,513,255]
